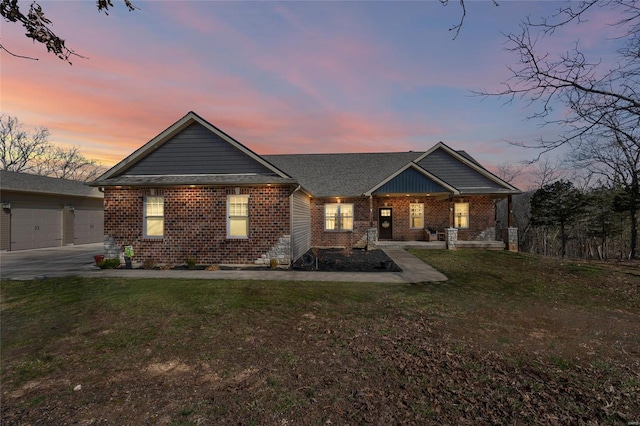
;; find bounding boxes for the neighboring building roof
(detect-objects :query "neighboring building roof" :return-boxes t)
[0,170,103,198]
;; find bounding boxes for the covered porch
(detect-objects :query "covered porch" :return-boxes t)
[363,163,519,251]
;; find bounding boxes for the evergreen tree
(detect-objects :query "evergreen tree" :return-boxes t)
[530,180,585,257]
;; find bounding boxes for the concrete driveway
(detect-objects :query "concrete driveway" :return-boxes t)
[0,243,103,280]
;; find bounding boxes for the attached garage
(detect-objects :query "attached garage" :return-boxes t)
[0,171,104,251]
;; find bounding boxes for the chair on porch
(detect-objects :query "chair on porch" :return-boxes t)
[425,228,446,242]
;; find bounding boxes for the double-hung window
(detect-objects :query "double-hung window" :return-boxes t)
[228,195,249,238]
[454,202,469,229]
[324,203,354,231]
[410,203,424,229]
[144,195,164,237]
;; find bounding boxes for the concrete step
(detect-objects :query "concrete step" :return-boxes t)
[455,241,505,250]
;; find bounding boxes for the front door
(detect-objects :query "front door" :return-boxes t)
[378,208,393,240]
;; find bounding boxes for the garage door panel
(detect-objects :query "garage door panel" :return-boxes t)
[74,209,104,245]
[10,208,62,251]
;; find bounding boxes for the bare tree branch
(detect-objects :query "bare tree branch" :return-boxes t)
[0,42,37,60]
[0,0,136,63]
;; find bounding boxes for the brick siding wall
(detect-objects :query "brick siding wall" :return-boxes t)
[373,195,496,241]
[103,185,291,265]
[454,195,496,241]
[310,195,497,247]
[310,197,371,248]
[374,196,450,241]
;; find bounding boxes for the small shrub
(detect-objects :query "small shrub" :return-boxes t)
[142,258,157,269]
[269,258,278,269]
[185,257,196,269]
[98,258,121,269]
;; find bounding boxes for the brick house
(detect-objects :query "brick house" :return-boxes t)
[90,112,520,265]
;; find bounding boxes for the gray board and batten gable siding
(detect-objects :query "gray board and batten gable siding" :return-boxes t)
[416,148,513,194]
[121,122,280,176]
[372,167,449,195]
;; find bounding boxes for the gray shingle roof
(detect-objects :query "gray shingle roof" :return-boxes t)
[0,170,103,198]
[265,147,520,197]
[264,152,422,197]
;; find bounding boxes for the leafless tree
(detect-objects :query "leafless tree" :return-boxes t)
[0,114,104,181]
[478,0,640,257]
[35,145,107,181]
[569,125,640,258]
[529,157,566,190]
[0,113,49,173]
[496,161,523,184]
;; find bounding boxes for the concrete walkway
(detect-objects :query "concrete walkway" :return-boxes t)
[382,247,447,283]
[1,243,447,283]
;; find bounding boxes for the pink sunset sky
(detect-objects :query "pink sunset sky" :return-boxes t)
[0,1,623,188]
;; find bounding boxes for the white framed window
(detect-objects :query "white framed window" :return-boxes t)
[324,203,354,231]
[454,202,469,229]
[410,203,424,229]
[144,195,164,237]
[228,195,249,238]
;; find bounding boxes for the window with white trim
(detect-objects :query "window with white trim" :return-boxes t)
[324,203,354,231]
[454,202,469,229]
[410,203,424,229]
[144,195,164,237]
[228,195,249,238]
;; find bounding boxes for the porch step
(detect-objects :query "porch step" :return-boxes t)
[371,241,446,249]
[455,241,505,250]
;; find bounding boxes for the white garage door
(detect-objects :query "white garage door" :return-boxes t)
[74,209,104,245]
[11,208,62,251]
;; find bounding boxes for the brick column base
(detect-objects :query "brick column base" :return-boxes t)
[366,227,378,249]
[446,227,458,250]
[507,227,518,252]
[104,235,121,259]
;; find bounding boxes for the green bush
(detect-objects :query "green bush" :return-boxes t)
[185,257,196,269]
[98,258,121,269]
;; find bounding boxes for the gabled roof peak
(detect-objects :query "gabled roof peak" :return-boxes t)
[93,112,290,184]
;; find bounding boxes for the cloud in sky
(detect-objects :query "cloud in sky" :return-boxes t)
[0,0,623,178]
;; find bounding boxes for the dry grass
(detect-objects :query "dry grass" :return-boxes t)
[1,250,639,425]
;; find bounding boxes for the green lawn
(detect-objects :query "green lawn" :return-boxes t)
[2,250,639,424]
